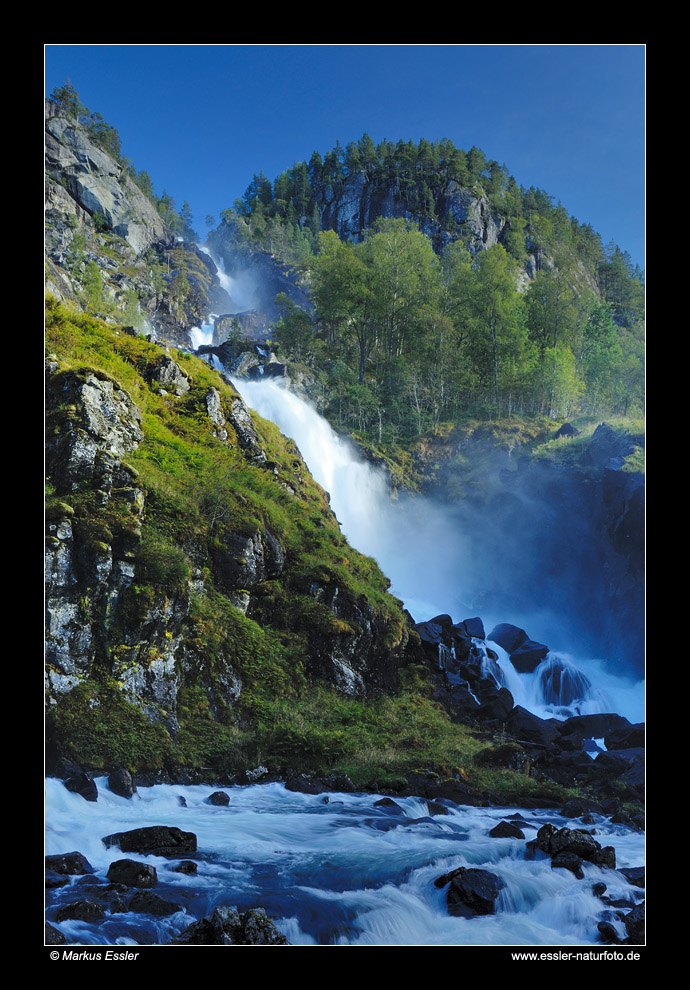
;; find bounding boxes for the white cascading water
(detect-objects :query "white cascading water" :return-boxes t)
[231,378,644,724]
[45,778,644,946]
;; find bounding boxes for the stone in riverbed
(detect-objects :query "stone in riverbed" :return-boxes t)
[64,773,98,802]
[434,866,505,917]
[45,922,67,944]
[106,859,158,888]
[169,906,289,945]
[45,851,94,875]
[102,825,197,856]
[489,820,525,839]
[108,766,137,798]
[127,890,181,916]
[55,899,106,923]
[206,790,230,806]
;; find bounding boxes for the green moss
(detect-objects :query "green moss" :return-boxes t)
[52,680,175,772]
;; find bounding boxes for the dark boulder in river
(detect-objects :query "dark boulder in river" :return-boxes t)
[434,866,505,917]
[45,851,94,875]
[170,906,290,945]
[102,825,197,857]
[106,859,158,888]
[64,773,98,802]
[108,766,137,799]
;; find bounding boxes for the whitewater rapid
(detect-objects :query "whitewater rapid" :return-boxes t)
[45,778,644,947]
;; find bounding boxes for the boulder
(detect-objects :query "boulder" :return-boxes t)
[530,823,616,869]
[102,825,197,857]
[505,706,560,747]
[127,890,182,916]
[618,866,646,890]
[555,423,580,438]
[170,906,289,945]
[604,723,645,750]
[624,902,645,943]
[45,851,94,876]
[550,852,584,878]
[434,866,505,917]
[108,766,137,799]
[45,922,66,945]
[64,773,98,802]
[106,859,158,888]
[462,616,485,639]
[487,623,528,653]
[489,821,525,839]
[172,860,198,875]
[558,713,631,740]
[206,791,230,806]
[509,639,549,673]
[55,900,106,923]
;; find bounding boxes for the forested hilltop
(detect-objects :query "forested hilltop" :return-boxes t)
[213,134,644,448]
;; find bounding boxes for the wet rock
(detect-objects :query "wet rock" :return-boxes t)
[45,851,94,875]
[604,723,645,750]
[127,890,182,916]
[620,867,645,889]
[172,861,198,875]
[559,798,605,819]
[55,900,106,923]
[551,852,584,878]
[45,871,70,889]
[462,616,485,639]
[108,766,137,799]
[106,859,158,888]
[509,639,549,673]
[505,706,560,747]
[64,773,98,802]
[374,797,407,815]
[102,825,197,856]
[623,902,645,943]
[206,791,230,806]
[489,820,525,839]
[45,921,66,945]
[170,906,289,945]
[529,823,616,870]
[486,623,528,653]
[434,866,505,918]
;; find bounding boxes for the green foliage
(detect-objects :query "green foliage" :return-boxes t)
[51,680,175,771]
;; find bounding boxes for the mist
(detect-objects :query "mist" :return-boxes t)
[231,378,643,687]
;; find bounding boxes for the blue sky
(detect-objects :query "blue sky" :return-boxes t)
[44,44,645,269]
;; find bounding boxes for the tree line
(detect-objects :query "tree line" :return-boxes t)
[272,219,643,443]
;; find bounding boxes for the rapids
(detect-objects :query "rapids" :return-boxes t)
[45,778,644,946]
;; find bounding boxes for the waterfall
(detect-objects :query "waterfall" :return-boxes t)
[231,377,645,725]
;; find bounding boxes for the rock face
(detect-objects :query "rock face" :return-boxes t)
[316,172,506,258]
[45,104,175,256]
[45,316,408,767]
[45,100,230,348]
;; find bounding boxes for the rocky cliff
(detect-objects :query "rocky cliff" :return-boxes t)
[45,301,407,773]
[45,100,231,348]
[316,171,520,263]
